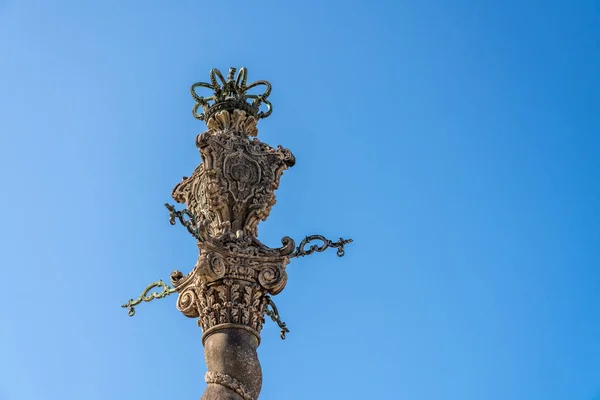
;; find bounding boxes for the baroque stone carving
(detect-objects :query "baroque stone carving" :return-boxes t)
[172,109,295,240]
[123,67,352,400]
[170,250,287,344]
[171,70,298,399]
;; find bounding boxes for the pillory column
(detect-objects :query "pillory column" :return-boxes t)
[122,67,352,400]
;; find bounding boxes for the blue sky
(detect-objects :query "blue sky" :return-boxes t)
[1,0,599,399]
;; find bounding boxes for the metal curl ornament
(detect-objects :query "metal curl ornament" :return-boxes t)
[165,203,205,242]
[291,235,353,258]
[191,67,272,121]
[265,296,289,340]
[121,280,176,316]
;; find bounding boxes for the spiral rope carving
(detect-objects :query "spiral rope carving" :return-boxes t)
[205,371,254,400]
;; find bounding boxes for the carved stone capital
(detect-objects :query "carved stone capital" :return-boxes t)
[170,239,290,344]
[166,105,297,399]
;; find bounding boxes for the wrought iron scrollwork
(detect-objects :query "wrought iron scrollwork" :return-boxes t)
[165,203,205,242]
[291,235,353,258]
[190,67,273,121]
[265,296,289,340]
[121,280,176,316]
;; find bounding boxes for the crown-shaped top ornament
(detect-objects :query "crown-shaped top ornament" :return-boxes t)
[190,67,272,122]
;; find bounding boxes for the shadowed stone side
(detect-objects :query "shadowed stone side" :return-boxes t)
[202,328,261,400]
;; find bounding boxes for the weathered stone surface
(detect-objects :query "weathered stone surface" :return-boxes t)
[202,329,261,400]
[148,67,352,399]
[172,110,294,240]
[171,68,293,400]
[122,67,352,399]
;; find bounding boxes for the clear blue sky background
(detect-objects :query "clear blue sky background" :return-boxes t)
[1,0,599,399]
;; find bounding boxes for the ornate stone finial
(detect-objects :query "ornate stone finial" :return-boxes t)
[191,67,272,122]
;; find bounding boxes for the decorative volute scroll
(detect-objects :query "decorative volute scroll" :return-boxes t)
[123,67,352,400]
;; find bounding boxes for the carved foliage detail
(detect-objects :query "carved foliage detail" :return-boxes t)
[172,246,288,334]
[196,279,268,334]
[172,109,295,239]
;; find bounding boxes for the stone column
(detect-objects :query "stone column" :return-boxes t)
[168,67,295,400]
[120,67,352,400]
[122,66,352,399]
